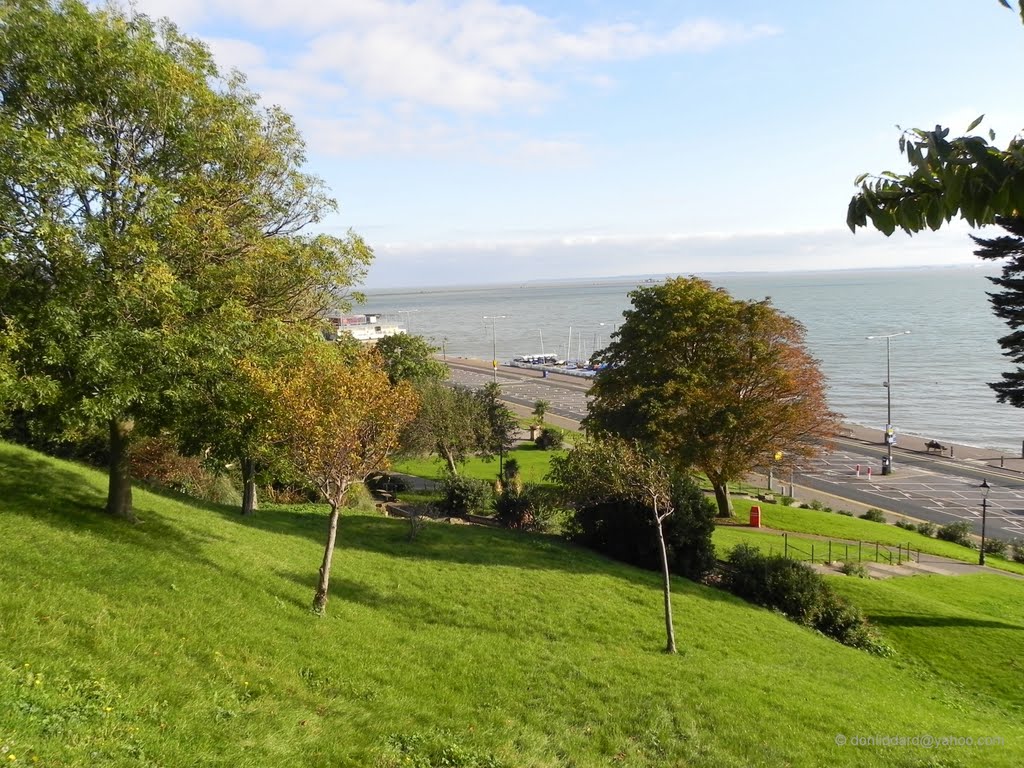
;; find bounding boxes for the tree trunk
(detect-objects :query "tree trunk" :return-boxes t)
[712,481,733,518]
[105,419,136,522]
[442,447,458,475]
[312,496,342,615]
[653,512,677,654]
[240,456,258,516]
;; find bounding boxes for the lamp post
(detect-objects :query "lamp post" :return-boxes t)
[866,330,910,475]
[483,315,507,383]
[979,479,991,566]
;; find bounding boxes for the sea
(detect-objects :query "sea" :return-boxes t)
[362,265,1024,454]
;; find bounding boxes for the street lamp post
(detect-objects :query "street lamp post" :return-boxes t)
[979,479,991,566]
[866,330,910,475]
[483,315,508,383]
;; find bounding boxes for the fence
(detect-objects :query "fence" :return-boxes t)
[768,533,920,566]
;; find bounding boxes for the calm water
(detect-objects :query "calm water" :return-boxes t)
[363,266,1024,453]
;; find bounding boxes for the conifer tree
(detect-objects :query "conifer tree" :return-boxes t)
[973,215,1024,407]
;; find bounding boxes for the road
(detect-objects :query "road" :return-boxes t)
[447,360,1024,542]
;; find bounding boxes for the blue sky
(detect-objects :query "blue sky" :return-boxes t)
[134,0,1024,287]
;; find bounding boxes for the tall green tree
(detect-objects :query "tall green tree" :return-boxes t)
[399,382,487,474]
[374,333,449,385]
[586,278,838,517]
[476,382,519,470]
[972,216,1024,407]
[0,1,354,520]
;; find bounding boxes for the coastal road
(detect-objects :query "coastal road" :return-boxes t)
[447,360,1024,542]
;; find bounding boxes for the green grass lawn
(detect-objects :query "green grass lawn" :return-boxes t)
[2,440,1024,766]
[830,573,1024,711]
[723,495,1024,575]
[393,442,564,486]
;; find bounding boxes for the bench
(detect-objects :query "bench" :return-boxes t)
[925,440,945,455]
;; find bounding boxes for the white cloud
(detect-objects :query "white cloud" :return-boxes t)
[365,226,980,288]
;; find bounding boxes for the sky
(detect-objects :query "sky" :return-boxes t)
[130,0,1024,288]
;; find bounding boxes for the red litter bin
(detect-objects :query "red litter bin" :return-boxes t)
[749,505,761,528]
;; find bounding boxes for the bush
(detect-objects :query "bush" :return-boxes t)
[808,500,825,511]
[534,427,564,451]
[836,510,854,517]
[436,473,490,517]
[894,519,917,531]
[860,508,886,523]
[569,475,717,581]
[839,561,868,578]
[914,522,936,537]
[494,484,558,532]
[723,545,889,654]
[937,521,975,548]
[1011,539,1024,564]
[130,435,241,505]
[983,537,1008,557]
[778,495,794,507]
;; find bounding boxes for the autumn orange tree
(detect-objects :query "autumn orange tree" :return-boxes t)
[586,277,838,517]
[253,346,418,615]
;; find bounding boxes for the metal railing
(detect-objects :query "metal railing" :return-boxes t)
[768,533,920,565]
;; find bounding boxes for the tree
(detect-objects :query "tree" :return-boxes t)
[549,437,702,653]
[254,346,417,615]
[971,216,1024,406]
[374,333,449,385]
[399,382,486,474]
[0,1,353,520]
[476,382,519,475]
[586,277,838,517]
[847,3,1024,235]
[532,399,550,426]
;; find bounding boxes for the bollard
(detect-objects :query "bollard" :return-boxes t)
[950,445,954,458]
[856,463,861,476]
[1001,456,1005,468]
[867,467,873,479]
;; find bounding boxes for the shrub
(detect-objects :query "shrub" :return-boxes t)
[723,545,889,654]
[569,475,717,581]
[860,508,886,523]
[937,521,975,548]
[894,519,916,531]
[808,500,825,511]
[436,473,490,517]
[534,427,564,451]
[836,510,854,517]
[914,522,936,537]
[839,561,868,578]
[494,484,559,532]
[983,537,1008,557]
[1011,539,1024,564]
[779,495,794,507]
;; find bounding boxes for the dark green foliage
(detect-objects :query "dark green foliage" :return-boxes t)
[972,216,1024,407]
[567,475,717,581]
[894,519,917,531]
[436,473,490,517]
[839,561,868,578]
[476,383,518,460]
[534,427,564,451]
[983,537,1008,556]
[915,522,936,537]
[937,521,975,548]
[493,485,557,532]
[1012,539,1024,564]
[366,473,410,494]
[859,508,886,523]
[836,510,854,517]
[723,544,890,654]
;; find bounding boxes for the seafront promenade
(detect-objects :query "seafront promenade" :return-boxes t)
[444,357,1024,542]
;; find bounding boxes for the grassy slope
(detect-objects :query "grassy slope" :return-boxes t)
[830,574,1024,712]
[723,496,1024,575]
[1,441,1023,767]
